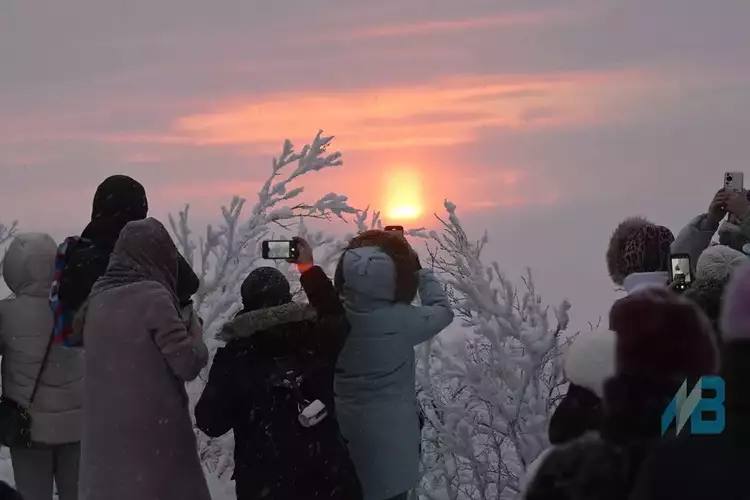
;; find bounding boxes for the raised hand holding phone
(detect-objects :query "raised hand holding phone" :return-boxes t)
[709,189,730,219]
[288,237,314,273]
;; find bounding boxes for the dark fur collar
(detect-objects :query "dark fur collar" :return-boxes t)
[217,302,316,342]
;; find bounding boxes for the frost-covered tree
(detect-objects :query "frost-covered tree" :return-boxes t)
[0,221,18,280]
[168,134,570,500]
[416,201,571,500]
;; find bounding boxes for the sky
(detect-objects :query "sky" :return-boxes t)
[2,0,749,327]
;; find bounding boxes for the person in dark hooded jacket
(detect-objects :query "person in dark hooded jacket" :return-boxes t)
[525,288,718,500]
[77,218,209,500]
[195,238,362,500]
[58,175,199,316]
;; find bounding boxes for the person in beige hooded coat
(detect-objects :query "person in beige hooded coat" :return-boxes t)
[77,218,209,500]
[0,233,84,500]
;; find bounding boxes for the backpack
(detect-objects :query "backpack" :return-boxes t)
[266,358,329,429]
[49,236,91,346]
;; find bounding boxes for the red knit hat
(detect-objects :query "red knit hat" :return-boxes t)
[609,287,718,379]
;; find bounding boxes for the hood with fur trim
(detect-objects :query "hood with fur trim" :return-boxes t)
[217,302,317,342]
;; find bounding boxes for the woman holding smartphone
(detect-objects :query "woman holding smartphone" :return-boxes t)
[334,230,454,500]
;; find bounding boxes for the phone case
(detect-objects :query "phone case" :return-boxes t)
[725,172,744,192]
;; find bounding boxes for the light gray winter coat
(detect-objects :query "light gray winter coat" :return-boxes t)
[77,218,209,500]
[672,214,720,272]
[335,246,453,500]
[0,233,83,445]
[671,213,750,271]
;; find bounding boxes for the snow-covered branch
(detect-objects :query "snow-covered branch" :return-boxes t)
[169,131,357,343]
[417,200,571,499]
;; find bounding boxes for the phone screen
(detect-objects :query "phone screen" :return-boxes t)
[266,241,292,259]
[670,256,692,285]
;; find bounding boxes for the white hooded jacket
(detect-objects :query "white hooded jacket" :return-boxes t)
[0,233,83,444]
[335,246,453,500]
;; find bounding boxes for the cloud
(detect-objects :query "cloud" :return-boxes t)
[333,9,566,41]
[172,70,648,153]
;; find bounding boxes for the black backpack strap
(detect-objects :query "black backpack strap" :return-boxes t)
[28,329,55,406]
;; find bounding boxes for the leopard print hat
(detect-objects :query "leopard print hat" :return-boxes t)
[606,217,675,286]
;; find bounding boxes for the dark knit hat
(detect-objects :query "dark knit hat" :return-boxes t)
[609,287,718,379]
[240,267,292,312]
[92,175,148,222]
[682,277,728,339]
[606,217,674,285]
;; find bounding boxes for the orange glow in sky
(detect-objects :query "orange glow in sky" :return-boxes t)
[383,168,424,221]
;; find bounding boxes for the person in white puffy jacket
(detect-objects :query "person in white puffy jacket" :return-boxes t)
[0,233,84,500]
[333,230,454,500]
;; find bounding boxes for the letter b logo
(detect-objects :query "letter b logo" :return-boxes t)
[661,376,725,436]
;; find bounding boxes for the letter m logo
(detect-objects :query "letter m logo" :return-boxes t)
[661,376,725,436]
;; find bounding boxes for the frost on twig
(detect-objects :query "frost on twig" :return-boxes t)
[417,200,571,499]
[0,221,18,280]
[169,131,356,341]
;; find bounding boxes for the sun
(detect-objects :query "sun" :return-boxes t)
[384,168,424,221]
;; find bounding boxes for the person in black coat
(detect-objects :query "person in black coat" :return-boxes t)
[525,288,719,500]
[629,264,750,500]
[195,238,362,500]
[59,175,199,312]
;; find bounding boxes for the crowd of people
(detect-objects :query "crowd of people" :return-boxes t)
[0,175,453,500]
[0,175,748,500]
[524,187,750,500]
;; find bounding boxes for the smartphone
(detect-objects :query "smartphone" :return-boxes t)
[384,225,404,235]
[669,254,692,291]
[725,171,744,192]
[261,240,299,260]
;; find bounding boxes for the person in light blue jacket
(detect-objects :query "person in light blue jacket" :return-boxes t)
[333,230,454,500]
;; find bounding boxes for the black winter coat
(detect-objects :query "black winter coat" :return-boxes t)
[525,375,683,500]
[195,266,362,500]
[629,343,750,500]
[59,217,199,310]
